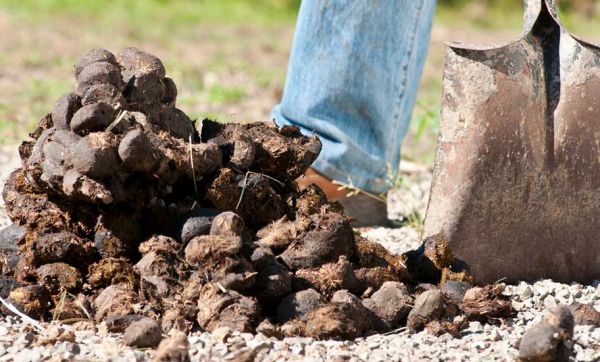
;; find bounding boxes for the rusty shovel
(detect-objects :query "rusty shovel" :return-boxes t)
[423,0,600,283]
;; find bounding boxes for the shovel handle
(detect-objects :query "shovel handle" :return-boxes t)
[544,0,558,16]
[524,0,559,31]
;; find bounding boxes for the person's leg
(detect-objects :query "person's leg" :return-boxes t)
[273,0,436,194]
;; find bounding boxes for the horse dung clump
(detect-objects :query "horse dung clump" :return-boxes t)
[0,47,510,341]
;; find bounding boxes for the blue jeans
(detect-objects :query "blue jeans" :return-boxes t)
[273,0,436,193]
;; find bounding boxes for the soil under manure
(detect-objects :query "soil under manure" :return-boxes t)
[1,47,515,343]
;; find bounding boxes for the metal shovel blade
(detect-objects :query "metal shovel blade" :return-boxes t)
[423,0,600,284]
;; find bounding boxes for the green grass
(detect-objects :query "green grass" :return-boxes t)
[436,0,600,34]
[0,121,21,145]
[1,0,299,31]
[437,2,522,31]
[0,77,71,145]
[206,84,246,103]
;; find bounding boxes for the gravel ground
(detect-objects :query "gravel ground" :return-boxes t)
[0,147,599,361]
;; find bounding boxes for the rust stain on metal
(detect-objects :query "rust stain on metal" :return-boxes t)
[424,0,600,284]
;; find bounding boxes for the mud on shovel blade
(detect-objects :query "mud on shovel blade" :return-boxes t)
[423,0,600,284]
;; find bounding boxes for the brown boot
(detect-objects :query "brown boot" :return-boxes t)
[297,168,349,201]
[297,168,391,227]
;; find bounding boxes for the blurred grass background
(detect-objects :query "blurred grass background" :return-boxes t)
[0,0,599,165]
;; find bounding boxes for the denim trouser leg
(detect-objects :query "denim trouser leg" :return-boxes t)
[273,0,436,193]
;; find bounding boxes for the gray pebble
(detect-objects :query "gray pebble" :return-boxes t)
[520,286,533,301]
[123,318,162,348]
